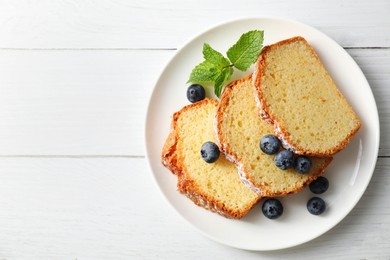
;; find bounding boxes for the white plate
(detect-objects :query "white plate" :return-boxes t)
[145,17,380,250]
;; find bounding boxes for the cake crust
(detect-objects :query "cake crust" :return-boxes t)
[161,98,260,219]
[252,36,361,156]
[215,75,332,196]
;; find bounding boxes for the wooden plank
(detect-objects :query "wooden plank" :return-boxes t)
[348,49,390,156]
[0,49,173,156]
[0,157,388,258]
[0,0,388,49]
[0,48,388,156]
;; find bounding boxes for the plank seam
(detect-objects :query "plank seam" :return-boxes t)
[0,47,389,51]
[0,155,145,159]
[0,48,177,51]
[0,155,388,159]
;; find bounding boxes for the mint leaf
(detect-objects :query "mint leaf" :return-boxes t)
[188,44,230,84]
[214,67,234,98]
[227,30,264,71]
[203,43,230,68]
[187,30,264,98]
[188,61,219,83]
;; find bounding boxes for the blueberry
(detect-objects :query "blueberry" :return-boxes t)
[307,197,326,215]
[187,84,206,103]
[309,176,329,194]
[274,150,295,170]
[294,156,312,174]
[262,198,283,219]
[260,134,281,155]
[200,141,220,163]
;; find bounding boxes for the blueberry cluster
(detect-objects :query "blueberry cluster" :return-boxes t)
[262,177,329,219]
[259,134,329,218]
[307,176,329,215]
[259,134,312,174]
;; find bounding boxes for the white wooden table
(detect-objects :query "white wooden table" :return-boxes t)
[0,0,389,259]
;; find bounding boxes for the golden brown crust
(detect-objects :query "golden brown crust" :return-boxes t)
[252,36,361,156]
[161,99,218,175]
[177,176,257,219]
[161,113,180,174]
[161,98,260,219]
[216,75,333,196]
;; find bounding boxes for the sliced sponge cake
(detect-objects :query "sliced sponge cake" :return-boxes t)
[253,36,361,156]
[161,98,260,219]
[215,75,332,196]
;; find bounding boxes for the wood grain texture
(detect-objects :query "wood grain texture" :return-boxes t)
[0,0,388,49]
[0,49,172,156]
[351,49,390,156]
[0,1,388,258]
[0,49,388,156]
[0,157,388,259]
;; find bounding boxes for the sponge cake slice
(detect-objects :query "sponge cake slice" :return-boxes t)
[162,98,260,219]
[252,36,361,156]
[215,75,332,196]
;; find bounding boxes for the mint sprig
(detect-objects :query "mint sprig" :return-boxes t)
[187,30,264,98]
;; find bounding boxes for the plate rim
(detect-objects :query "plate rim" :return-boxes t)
[144,16,380,251]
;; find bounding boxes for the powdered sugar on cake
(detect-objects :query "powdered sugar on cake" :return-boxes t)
[214,115,263,195]
[274,123,297,153]
[252,79,303,155]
